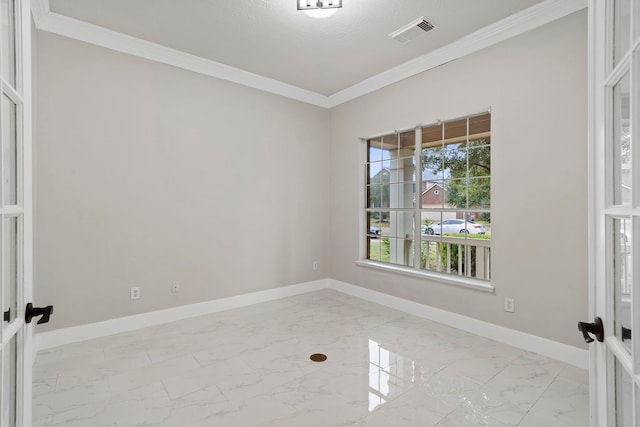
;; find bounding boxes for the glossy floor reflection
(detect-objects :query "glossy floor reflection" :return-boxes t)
[33,289,588,426]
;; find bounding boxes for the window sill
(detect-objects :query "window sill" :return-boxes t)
[355,260,495,293]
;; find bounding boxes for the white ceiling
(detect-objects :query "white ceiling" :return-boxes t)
[48,0,547,96]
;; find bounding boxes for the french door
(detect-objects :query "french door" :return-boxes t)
[589,0,640,425]
[0,0,32,426]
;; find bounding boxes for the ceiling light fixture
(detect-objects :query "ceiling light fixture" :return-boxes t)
[297,0,342,18]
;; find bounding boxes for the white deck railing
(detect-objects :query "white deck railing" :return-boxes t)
[421,235,491,281]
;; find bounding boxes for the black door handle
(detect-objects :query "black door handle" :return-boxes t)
[3,308,9,322]
[25,303,54,325]
[578,317,604,343]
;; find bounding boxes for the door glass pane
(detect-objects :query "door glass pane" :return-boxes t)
[2,94,18,205]
[0,0,16,88]
[615,360,633,427]
[636,0,640,40]
[613,217,632,352]
[613,0,631,67]
[1,335,17,427]
[3,216,17,323]
[2,94,17,206]
[612,72,631,205]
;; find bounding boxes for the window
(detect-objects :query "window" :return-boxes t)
[365,111,491,283]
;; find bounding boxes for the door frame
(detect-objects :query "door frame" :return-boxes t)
[587,0,606,424]
[20,0,33,423]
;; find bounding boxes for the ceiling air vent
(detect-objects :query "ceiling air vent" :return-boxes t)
[389,17,435,43]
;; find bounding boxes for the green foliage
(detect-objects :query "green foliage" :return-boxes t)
[436,239,464,275]
[420,240,430,268]
[421,139,490,211]
[381,237,390,256]
[368,238,390,263]
[369,172,390,209]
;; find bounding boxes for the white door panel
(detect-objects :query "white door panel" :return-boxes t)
[0,0,34,425]
[588,0,640,425]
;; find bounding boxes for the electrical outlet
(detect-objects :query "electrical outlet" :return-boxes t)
[130,287,141,300]
[504,297,515,313]
[172,281,180,293]
[312,261,319,270]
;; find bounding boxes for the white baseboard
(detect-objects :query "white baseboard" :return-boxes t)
[34,279,329,354]
[34,278,588,370]
[325,279,588,370]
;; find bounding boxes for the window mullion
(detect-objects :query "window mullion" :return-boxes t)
[466,117,470,212]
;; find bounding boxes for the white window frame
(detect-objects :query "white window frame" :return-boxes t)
[357,110,494,293]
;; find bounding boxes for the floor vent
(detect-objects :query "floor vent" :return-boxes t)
[309,353,327,362]
[389,17,435,43]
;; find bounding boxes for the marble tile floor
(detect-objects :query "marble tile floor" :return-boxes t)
[33,289,589,426]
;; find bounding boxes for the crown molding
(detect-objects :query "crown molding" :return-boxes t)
[31,3,331,108]
[31,0,586,109]
[327,0,587,107]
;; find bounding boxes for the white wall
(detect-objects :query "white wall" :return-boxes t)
[328,11,588,348]
[34,10,589,350]
[34,32,330,330]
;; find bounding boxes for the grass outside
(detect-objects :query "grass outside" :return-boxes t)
[440,233,491,240]
[368,239,390,262]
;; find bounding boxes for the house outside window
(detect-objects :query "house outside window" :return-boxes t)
[365,111,491,282]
